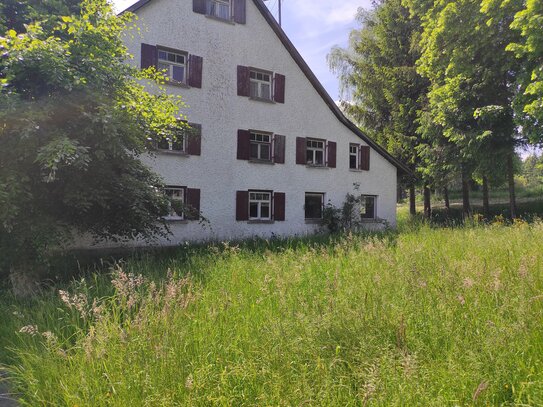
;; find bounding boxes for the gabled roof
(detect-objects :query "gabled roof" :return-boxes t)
[122,0,413,175]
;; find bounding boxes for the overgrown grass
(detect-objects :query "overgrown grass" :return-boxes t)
[1,219,543,405]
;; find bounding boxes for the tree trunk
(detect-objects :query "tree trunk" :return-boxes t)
[443,187,450,211]
[462,167,472,219]
[482,175,490,218]
[409,184,416,216]
[507,152,517,219]
[423,185,432,218]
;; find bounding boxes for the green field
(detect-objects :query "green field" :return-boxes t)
[1,211,543,405]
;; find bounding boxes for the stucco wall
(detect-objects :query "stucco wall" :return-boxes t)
[107,0,398,246]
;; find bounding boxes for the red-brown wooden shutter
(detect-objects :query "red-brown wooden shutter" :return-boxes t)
[296,137,306,165]
[273,192,286,221]
[237,130,251,160]
[141,43,157,69]
[185,188,200,220]
[233,0,246,24]
[273,134,286,164]
[186,123,201,156]
[327,141,337,168]
[360,145,370,171]
[193,0,206,14]
[274,73,286,103]
[236,191,249,221]
[237,65,250,97]
[188,55,203,88]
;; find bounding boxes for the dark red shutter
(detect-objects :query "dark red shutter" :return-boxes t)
[233,0,246,23]
[193,0,206,14]
[237,65,250,97]
[141,43,157,69]
[188,55,203,88]
[327,141,337,168]
[273,192,286,221]
[360,146,370,171]
[296,137,306,165]
[274,73,285,103]
[237,130,251,160]
[185,188,200,220]
[236,191,249,221]
[186,123,201,156]
[273,135,286,164]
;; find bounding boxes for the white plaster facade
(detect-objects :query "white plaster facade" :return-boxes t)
[117,0,407,245]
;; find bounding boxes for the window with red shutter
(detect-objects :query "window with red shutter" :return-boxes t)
[273,135,286,164]
[233,0,246,24]
[327,141,337,168]
[188,55,203,88]
[274,73,286,103]
[296,137,307,165]
[237,130,251,160]
[186,123,202,156]
[273,192,286,221]
[141,43,157,70]
[237,66,250,97]
[360,146,370,171]
[185,188,201,220]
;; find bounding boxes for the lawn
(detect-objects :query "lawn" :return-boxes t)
[1,210,543,405]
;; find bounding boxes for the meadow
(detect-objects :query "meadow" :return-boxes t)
[1,211,543,406]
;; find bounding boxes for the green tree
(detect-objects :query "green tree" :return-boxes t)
[328,0,428,216]
[0,0,186,289]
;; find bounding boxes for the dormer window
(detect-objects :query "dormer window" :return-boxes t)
[207,0,230,20]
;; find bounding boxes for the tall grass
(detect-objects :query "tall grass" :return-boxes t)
[1,221,543,405]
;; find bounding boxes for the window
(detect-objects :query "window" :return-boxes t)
[306,139,325,166]
[250,132,272,161]
[157,134,185,153]
[305,193,324,219]
[250,70,272,100]
[207,0,230,20]
[249,191,272,220]
[361,195,376,219]
[158,49,187,83]
[349,144,359,169]
[165,187,185,220]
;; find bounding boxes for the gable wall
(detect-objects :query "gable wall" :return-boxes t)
[116,0,398,245]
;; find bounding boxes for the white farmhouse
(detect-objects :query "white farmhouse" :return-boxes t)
[121,0,410,243]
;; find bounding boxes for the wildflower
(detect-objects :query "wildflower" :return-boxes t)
[19,325,39,336]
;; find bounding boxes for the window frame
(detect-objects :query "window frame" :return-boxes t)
[207,0,232,20]
[304,192,325,220]
[164,186,186,221]
[249,131,272,161]
[349,144,359,169]
[157,48,188,84]
[306,138,326,166]
[248,190,272,221]
[249,69,273,101]
[360,195,377,220]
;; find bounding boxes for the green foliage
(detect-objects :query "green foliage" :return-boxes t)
[322,193,387,233]
[2,223,543,404]
[0,0,187,273]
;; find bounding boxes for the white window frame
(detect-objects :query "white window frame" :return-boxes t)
[361,195,377,220]
[250,132,272,161]
[249,191,272,221]
[306,138,326,166]
[349,144,359,169]
[304,193,324,220]
[207,0,231,20]
[164,186,185,220]
[249,70,273,100]
[158,49,187,84]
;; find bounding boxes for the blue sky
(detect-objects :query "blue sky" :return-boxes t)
[113,0,374,101]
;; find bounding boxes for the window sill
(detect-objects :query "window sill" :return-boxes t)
[156,150,189,157]
[305,219,322,224]
[249,159,274,165]
[305,164,329,169]
[349,168,366,172]
[162,79,190,88]
[249,97,276,104]
[248,220,275,224]
[164,218,188,224]
[205,14,235,25]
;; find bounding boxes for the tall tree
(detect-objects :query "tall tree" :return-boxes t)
[413,0,524,218]
[328,0,428,216]
[0,0,186,289]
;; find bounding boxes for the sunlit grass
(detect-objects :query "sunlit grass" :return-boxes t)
[1,218,543,405]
